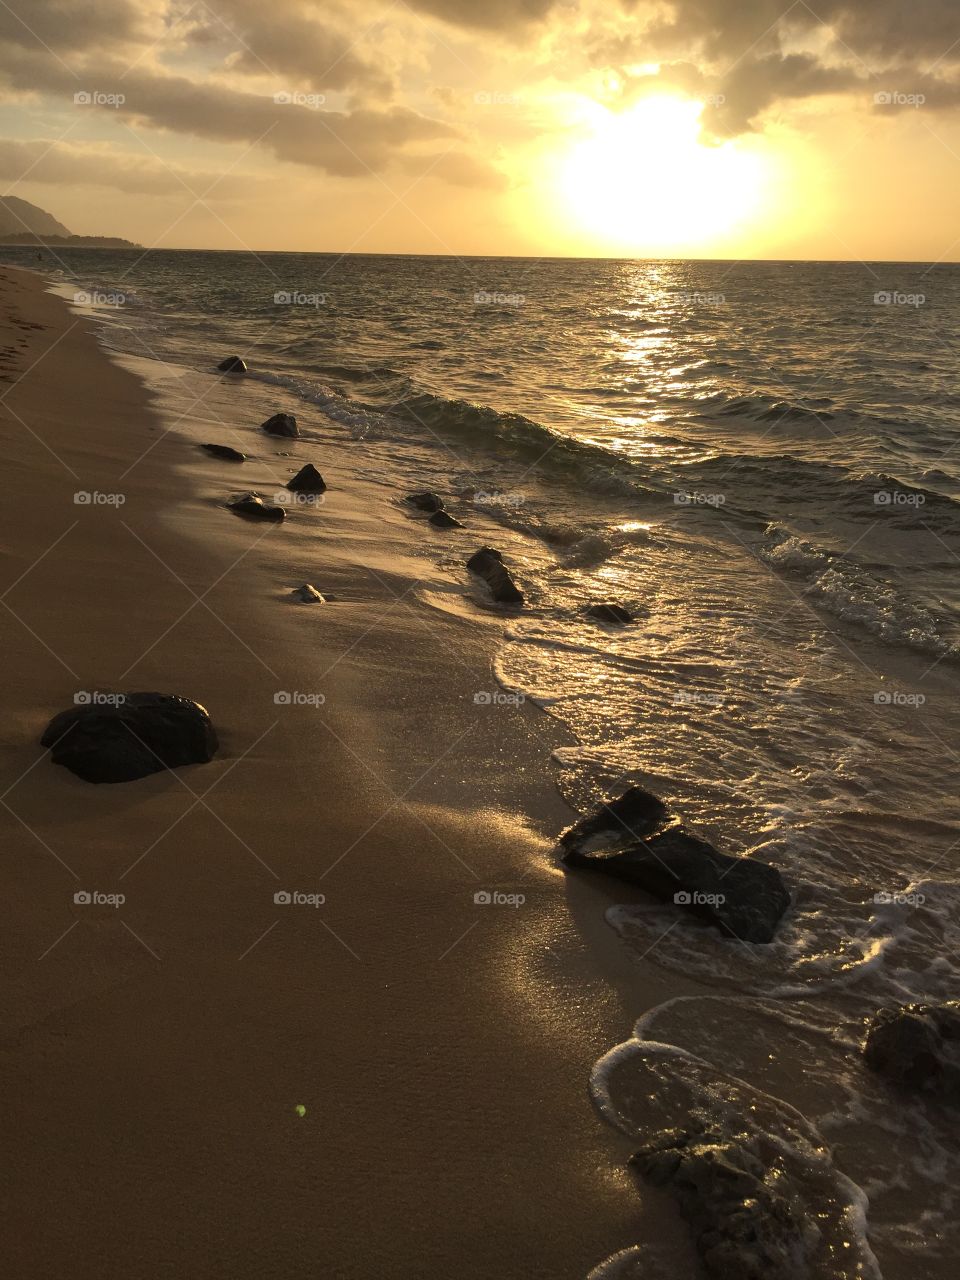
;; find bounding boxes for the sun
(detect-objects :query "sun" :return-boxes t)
[555,95,770,253]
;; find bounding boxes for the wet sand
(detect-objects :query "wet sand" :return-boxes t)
[0,265,697,1277]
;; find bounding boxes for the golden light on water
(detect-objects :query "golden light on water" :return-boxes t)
[554,96,771,253]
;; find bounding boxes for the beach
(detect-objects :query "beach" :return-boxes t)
[0,264,700,1277]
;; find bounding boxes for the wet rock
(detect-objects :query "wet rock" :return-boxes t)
[864,1002,960,1098]
[559,786,669,854]
[430,509,463,529]
[227,492,286,522]
[405,491,444,513]
[587,602,634,624]
[41,692,218,784]
[262,412,299,438]
[559,788,789,943]
[217,355,246,373]
[201,443,246,462]
[632,1127,818,1280]
[291,585,327,603]
[466,546,524,606]
[287,463,326,493]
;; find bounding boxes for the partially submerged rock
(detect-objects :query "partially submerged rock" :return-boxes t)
[290,584,327,603]
[632,1127,819,1280]
[201,443,246,462]
[864,1002,960,1099]
[41,692,218,784]
[287,463,326,493]
[262,412,299,438]
[227,492,286,522]
[430,509,463,529]
[559,787,789,943]
[587,602,634,624]
[405,491,444,513]
[467,546,524,606]
[217,355,247,373]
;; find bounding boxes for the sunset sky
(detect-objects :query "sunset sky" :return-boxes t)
[2,0,960,260]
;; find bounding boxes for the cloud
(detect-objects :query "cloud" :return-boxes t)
[0,136,258,196]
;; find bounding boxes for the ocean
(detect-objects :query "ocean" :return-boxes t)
[7,245,959,1276]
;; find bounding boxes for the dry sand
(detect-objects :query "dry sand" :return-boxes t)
[0,266,695,1277]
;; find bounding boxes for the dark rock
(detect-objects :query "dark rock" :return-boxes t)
[41,692,218,784]
[430,509,463,529]
[632,1128,818,1280]
[405,491,444,513]
[227,492,286,522]
[559,788,789,943]
[559,785,668,853]
[262,412,299,438]
[291,585,327,603]
[863,1002,960,1098]
[217,355,247,373]
[467,546,524,606]
[587,602,634,624]
[287,463,326,493]
[201,443,246,462]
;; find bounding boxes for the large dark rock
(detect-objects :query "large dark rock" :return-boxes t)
[587,602,634,624]
[467,547,524,606]
[559,788,789,943]
[227,492,285,522]
[41,693,218,784]
[262,412,299,438]
[863,1002,960,1099]
[405,491,444,513]
[201,443,246,462]
[430,509,463,529]
[287,463,326,493]
[632,1127,818,1280]
[217,355,247,373]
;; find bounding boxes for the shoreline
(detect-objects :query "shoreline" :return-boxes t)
[0,265,693,1276]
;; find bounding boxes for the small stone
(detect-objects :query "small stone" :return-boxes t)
[262,412,299,438]
[405,491,444,513]
[586,602,634,624]
[291,585,326,603]
[430,510,463,529]
[227,492,286,522]
[217,355,247,373]
[201,443,246,462]
[287,464,326,493]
